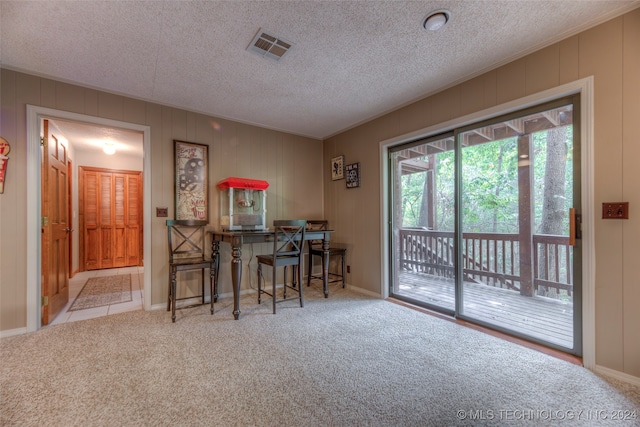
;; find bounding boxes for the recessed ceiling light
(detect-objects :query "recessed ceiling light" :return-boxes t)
[422,10,451,31]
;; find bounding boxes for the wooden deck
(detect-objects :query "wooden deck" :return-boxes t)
[396,271,574,349]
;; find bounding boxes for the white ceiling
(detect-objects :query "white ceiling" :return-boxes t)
[2,0,638,149]
[48,118,144,157]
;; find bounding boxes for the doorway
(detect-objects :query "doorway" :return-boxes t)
[389,96,582,355]
[26,105,151,332]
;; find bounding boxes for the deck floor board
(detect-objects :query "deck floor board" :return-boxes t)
[396,271,574,348]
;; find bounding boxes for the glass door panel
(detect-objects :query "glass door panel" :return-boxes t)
[458,102,578,351]
[390,134,456,312]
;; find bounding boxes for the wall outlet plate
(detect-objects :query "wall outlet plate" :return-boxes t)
[156,207,168,217]
[602,202,629,219]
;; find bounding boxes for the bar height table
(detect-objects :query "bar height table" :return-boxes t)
[210,228,333,319]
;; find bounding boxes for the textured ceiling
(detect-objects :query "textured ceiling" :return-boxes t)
[2,0,638,143]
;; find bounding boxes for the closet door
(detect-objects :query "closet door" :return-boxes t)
[125,173,142,266]
[113,173,127,267]
[99,172,115,269]
[81,167,142,270]
[83,170,100,270]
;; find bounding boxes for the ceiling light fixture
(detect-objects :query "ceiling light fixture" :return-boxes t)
[103,140,116,155]
[422,10,451,31]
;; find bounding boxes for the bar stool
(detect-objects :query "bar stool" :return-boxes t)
[256,220,307,314]
[306,220,346,288]
[166,220,216,322]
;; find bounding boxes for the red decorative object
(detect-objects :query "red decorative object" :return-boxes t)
[216,177,269,190]
[217,177,268,231]
[0,137,10,194]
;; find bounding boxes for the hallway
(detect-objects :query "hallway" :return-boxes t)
[49,267,144,326]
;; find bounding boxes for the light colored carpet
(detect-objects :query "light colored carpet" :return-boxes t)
[68,274,132,311]
[1,284,638,426]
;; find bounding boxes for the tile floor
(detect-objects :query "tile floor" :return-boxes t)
[49,266,144,326]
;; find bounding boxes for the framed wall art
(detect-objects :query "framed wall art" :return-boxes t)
[174,140,208,221]
[331,155,344,180]
[345,162,360,188]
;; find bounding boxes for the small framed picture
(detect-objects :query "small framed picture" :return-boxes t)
[345,162,360,188]
[331,155,344,180]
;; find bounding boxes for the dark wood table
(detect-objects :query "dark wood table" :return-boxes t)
[210,228,333,319]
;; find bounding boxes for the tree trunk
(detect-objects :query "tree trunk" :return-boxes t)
[538,127,568,297]
[492,145,505,233]
[418,170,431,228]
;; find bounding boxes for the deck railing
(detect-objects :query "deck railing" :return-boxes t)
[398,228,572,299]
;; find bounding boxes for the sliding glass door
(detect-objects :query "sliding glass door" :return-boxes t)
[389,97,581,354]
[390,134,456,313]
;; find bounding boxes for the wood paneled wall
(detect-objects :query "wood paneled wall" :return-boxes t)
[0,69,323,330]
[324,10,640,377]
[1,8,638,380]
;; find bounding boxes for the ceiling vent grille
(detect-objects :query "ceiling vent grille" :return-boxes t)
[247,29,293,62]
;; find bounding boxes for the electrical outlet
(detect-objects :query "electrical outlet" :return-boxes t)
[602,202,629,219]
[347,265,351,274]
[156,207,168,217]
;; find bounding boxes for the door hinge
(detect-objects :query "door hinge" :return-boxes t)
[42,216,49,226]
[41,296,49,306]
[40,137,47,147]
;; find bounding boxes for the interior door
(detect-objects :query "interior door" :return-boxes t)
[125,173,142,266]
[41,119,70,325]
[113,172,142,267]
[81,167,142,270]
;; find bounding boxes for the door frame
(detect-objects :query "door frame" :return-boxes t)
[26,105,152,331]
[379,77,595,368]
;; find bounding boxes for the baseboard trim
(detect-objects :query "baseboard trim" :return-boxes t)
[151,295,212,311]
[0,327,28,338]
[344,283,379,298]
[595,365,640,387]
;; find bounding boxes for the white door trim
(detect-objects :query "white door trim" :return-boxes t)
[26,105,152,331]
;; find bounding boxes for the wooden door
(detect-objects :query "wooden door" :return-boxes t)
[81,167,142,270]
[41,120,70,325]
[124,173,142,266]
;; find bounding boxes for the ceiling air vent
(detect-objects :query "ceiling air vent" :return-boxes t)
[247,29,293,62]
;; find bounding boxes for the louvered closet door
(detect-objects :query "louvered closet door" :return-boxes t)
[82,167,142,270]
[99,172,114,269]
[83,170,100,270]
[125,173,142,266]
[113,174,127,267]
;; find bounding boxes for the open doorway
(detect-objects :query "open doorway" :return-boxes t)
[26,106,152,332]
[44,119,144,325]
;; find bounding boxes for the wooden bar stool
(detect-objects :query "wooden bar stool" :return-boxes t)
[256,220,307,314]
[166,220,216,322]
